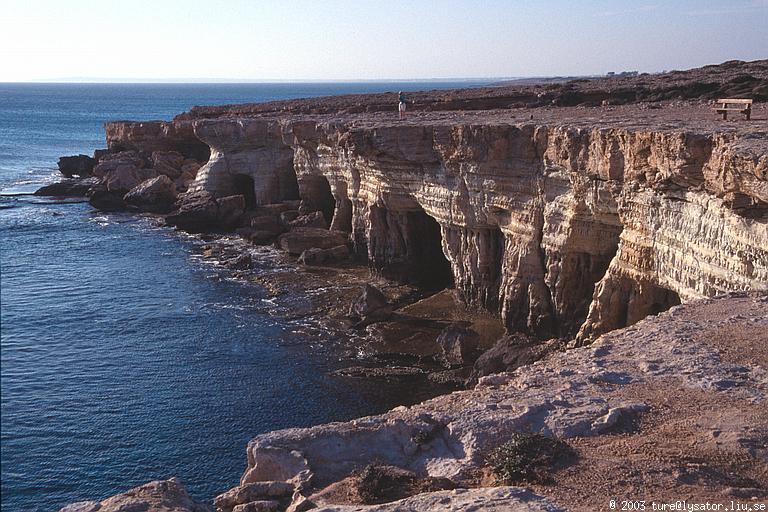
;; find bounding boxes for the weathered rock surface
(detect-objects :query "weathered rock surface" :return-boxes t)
[124,175,178,213]
[312,487,563,511]
[225,294,767,510]
[348,284,393,324]
[58,154,96,178]
[435,324,481,368]
[59,478,210,512]
[298,245,349,265]
[92,150,158,193]
[277,228,349,255]
[159,107,767,341]
[35,177,99,197]
[468,335,562,385]
[165,192,245,232]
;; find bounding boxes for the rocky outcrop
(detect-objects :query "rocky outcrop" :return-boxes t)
[59,478,210,512]
[105,120,210,161]
[223,293,768,510]
[188,120,297,205]
[165,192,245,232]
[167,112,766,341]
[312,487,563,512]
[58,154,96,178]
[35,177,99,197]
[276,228,349,255]
[124,175,178,213]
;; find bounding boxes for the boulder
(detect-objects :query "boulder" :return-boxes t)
[123,175,177,213]
[236,228,280,245]
[298,245,349,265]
[151,150,185,179]
[165,192,244,232]
[279,210,300,226]
[34,177,99,197]
[88,186,128,212]
[165,191,220,232]
[348,284,392,323]
[92,150,145,177]
[218,195,246,228]
[58,478,209,512]
[215,482,294,512]
[254,203,293,218]
[468,335,562,386]
[436,324,481,368]
[232,502,279,512]
[289,211,328,229]
[92,154,157,193]
[277,228,349,255]
[58,154,96,178]
[250,215,285,235]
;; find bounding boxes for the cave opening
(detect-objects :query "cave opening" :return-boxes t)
[232,174,256,209]
[406,209,454,291]
[316,176,336,225]
[280,166,300,201]
[300,175,336,225]
[625,281,682,327]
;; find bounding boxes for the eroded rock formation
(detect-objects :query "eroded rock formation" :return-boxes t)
[116,110,766,341]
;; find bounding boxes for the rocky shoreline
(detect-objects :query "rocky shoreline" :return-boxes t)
[44,60,767,511]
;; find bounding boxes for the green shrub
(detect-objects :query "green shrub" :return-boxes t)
[487,432,572,484]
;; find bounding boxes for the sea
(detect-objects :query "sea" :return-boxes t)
[0,81,487,512]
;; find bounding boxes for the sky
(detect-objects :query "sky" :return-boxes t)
[1,0,766,82]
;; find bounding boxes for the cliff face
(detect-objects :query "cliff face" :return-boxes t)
[108,111,766,341]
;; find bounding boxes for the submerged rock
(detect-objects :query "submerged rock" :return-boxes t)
[58,154,96,178]
[34,178,99,197]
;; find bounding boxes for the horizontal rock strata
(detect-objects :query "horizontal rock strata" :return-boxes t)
[103,107,767,340]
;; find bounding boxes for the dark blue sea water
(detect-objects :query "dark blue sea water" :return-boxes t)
[0,82,486,512]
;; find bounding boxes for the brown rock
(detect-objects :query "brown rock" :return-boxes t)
[289,211,328,229]
[124,175,178,213]
[436,324,481,368]
[215,481,293,512]
[152,150,186,179]
[298,245,349,265]
[277,228,349,255]
[468,335,561,386]
[58,155,96,178]
[59,478,209,512]
[348,284,392,323]
[232,502,279,512]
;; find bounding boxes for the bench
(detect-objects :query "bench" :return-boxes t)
[714,98,752,120]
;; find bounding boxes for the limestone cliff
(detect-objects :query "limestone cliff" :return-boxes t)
[106,106,767,341]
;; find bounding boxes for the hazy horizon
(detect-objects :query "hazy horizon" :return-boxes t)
[2,0,766,83]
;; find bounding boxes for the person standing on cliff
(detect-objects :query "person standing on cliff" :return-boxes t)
[398,91,408,120]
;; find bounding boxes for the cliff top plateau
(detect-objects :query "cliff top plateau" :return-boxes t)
[174,59,768,120]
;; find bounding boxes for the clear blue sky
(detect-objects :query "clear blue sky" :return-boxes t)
[1,0,766,81]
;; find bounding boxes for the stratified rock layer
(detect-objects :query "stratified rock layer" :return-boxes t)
[130,108,767,340]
